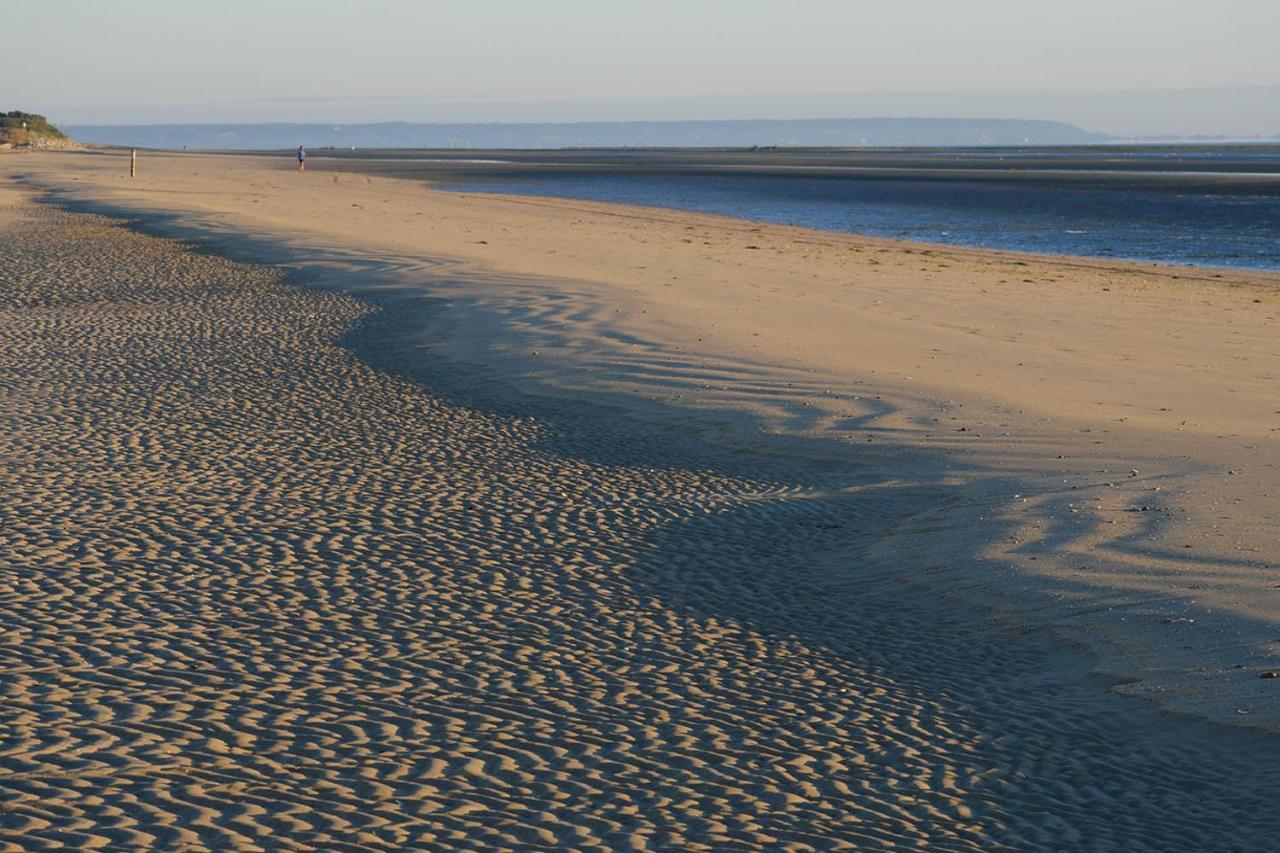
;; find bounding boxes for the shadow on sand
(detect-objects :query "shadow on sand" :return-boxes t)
[20,177,1280,848]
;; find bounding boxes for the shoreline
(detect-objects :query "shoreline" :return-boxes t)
[430,183,1280,282]
[5,149,1280,735]
[6,156,1280,844]
[20,146,1280,282]
[300,144,1280,274]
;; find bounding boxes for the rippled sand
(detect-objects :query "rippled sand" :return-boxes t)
[3,186,1280,849]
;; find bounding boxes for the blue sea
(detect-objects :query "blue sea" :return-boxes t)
[444,152,1280,271]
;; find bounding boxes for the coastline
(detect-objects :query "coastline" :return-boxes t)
[5,151,1280,845]
[437,183,1280,283]
[302,144,1280,273]
[5,148,1280,734]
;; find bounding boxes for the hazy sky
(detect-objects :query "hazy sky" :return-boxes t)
[9,0,1280,129]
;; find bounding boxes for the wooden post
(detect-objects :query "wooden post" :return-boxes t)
[130,148,137,178]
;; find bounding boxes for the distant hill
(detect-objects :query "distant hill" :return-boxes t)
[0,111,72,147]
[64,117,1109,150]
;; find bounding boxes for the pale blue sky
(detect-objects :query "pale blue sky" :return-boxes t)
[8,0,1280,131]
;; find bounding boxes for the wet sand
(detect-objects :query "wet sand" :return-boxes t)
[2,150,1280,848]
[302,143,1280,184]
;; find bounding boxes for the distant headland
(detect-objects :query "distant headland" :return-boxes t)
[0,111,78,149]
[63,117,1108,150]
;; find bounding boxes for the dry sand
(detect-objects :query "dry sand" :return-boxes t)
[2,149,1280,848]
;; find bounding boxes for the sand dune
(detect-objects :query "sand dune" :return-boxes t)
[2,152,1280,848]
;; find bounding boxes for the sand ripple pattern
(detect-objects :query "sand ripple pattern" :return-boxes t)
[2,201,1280,851]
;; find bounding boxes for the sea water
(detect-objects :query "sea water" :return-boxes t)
[446,151,1280,271]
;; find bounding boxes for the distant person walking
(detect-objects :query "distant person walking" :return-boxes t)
[297,145,306,172]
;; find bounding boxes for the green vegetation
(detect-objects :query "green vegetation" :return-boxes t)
[0,111,69,146]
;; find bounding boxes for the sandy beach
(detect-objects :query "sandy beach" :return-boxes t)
[3,149,1280,848]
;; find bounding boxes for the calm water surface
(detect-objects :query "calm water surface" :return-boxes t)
[443,154,1280,271]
